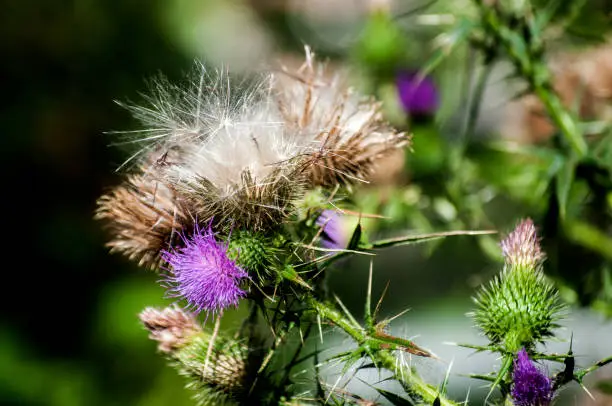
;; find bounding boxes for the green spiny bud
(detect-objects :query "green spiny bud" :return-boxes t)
[227,230,277,278]
[140,306,250,405]
[472,219,565,352]
[175,331,250,406]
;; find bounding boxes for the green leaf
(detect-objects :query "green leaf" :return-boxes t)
[420,18,475,77]
[564,220,612,261]
[555,159,575,220]
[596,380,612,394]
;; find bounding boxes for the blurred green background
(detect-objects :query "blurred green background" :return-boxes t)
[3,0,612,405]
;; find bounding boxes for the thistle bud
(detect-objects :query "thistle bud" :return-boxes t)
[141,306,251,405]
[139,305,202,353]
[227,230,277,280]
[472,219,565,351]
[175,331,250,406]
[511,349,554,406]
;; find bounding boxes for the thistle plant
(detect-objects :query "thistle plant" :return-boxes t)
[96,42,611,404]
[472,218,564,352]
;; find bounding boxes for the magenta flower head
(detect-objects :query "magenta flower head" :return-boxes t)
[316,210,347,250]
[162,223,249,315]
[396,70,439,116]
[512,348,554,406]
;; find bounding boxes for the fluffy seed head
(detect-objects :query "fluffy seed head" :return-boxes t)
[501,218,545,271]
[113,63,271,170]
[512,348,554,406]
[276,47,409,187]
[95,170,190,269]
[162,123,305,231]
[162,223,249,314]
[139,305,202,353]
[121,63,309,231]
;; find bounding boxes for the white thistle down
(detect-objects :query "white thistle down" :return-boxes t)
[161,100,307,230]
[112,63,273,170]
[103,51,407,237]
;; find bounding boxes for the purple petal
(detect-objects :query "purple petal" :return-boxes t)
[162,223,248,314]
[396,70,439,115]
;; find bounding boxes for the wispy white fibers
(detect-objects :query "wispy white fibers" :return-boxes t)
[103,50,407,236]
[161,95,308,230]
[112,62,275,170]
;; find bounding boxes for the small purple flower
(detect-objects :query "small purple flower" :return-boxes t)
[162,224,248,315]
[316,210,346,250]
[512,348,554,406]
[396,70,439,116]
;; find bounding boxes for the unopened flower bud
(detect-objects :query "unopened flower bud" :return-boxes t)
[139,305,202,353]
[472,219,565,351]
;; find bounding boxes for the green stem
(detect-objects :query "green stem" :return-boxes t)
[534,85,587,157]
[307,297,459,406]
[459,57,495,147]
[575,355,612,381]
[472,0,588,158]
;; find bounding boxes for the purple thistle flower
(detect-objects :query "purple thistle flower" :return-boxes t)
[316,210,347,250]
[512,348,554,406]
[162,223,248,315]
[396,70,439,116]
[501,218,545,270]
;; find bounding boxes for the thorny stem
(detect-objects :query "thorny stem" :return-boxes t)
[472,0,588,158]
[307,296,459,406]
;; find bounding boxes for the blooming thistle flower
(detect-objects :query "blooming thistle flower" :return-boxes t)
[511,348,554,406]
[472,219,565,351]
[162,223,249,315]
[395,70,439,116]
[276,46,409,187]
[139,305,202,353]
[95,170,190,269]
[316,209,347,250]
